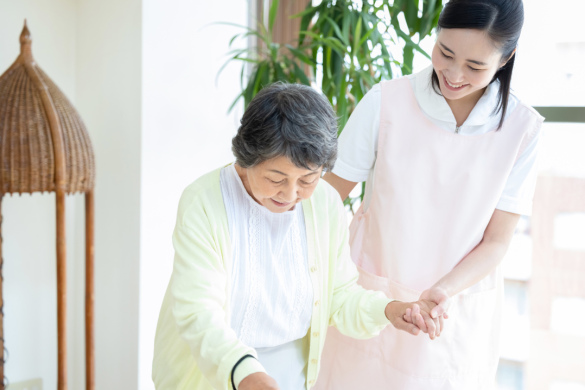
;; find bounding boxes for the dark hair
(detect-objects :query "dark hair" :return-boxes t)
[232,82,338,171]
[431,0,524,130]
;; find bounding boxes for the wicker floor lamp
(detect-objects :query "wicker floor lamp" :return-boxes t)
[0,22,95,390]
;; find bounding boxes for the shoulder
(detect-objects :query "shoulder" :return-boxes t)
[507,92,545,138]
[313,178,342,203]
[311,178,346,218]
[379,74,412,89]
[357,83,382,107]
[176,166,225,228]
[510,92,545,124]
[504,93,545,156]
[367,83,382,94]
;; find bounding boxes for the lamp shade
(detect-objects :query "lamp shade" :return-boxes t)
[0,22,95,195]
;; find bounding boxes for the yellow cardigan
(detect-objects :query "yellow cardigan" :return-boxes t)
[152,166,391,390]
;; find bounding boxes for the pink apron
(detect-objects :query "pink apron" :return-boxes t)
[314,78,542,389]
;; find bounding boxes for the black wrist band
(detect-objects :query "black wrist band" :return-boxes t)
[231,354,255,390]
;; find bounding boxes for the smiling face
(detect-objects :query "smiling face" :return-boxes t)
[235,156,323,213]
[431,28,508,104]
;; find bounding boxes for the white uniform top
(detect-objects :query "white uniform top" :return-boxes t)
[220,163,311,390]
[332,65,539,215]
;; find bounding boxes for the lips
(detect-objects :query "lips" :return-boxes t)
[271,198,292,208]
[442,74,468,91]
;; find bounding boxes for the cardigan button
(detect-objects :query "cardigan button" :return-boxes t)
[311,359,318,364]
[312,331,319,337]
[310,266,317,273]
[309,380,315,385]
[314,300,320,307]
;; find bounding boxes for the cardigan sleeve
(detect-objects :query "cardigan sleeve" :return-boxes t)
[170,193,265,390]
[325,189,392,339]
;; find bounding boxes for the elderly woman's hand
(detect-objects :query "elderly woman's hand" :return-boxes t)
[402,288,450,340]
[384,301,424,336]
[404,298,447,340]
[238,372,280,390]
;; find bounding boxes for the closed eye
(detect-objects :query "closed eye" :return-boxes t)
[440,50,453,60]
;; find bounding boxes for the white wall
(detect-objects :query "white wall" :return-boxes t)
[139,1,247,388]
[75,0,143,388]
[1,0,249,389]
[1,0,143,388]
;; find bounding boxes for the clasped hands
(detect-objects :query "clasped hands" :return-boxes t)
[239,286,451,390]
[385,285,450,340]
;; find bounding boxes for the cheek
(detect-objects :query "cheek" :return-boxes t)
[298,185,317,200]
[467,70,494,88]
[252,180,276,199]
[431,49,446,71]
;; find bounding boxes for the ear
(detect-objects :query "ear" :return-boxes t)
[500,48,517,68]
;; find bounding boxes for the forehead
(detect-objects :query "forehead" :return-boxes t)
[437,28,503,63]
[256,155,320,176]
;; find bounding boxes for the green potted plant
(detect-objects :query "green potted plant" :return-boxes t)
[222,0,442,210]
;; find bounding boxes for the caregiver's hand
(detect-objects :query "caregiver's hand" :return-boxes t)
[403,299,444,340]
[239,372,280,390]
[404,287,450,339]
[385,301,424,336]
[420,286,450,319]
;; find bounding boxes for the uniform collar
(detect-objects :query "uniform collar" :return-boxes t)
[413,65,501,127]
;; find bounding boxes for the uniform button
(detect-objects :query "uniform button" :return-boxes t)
[311,359,318,364]
[314,300,320,307]
[310,266,317,273]
[312,331,319,337]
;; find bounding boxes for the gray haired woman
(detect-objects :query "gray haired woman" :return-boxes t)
[152,83,436,390]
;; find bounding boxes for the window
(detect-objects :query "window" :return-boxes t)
[497,1,585,388]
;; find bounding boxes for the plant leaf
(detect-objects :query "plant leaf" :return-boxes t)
[292,62,311,85]
[325,16,349,47]
[396,28,430,59]
[420,0,438,37]
[268,0,279,32]
[291,3,318,19]
[285,44,315,65]
[351,16,362,59]
[358,23,376,48]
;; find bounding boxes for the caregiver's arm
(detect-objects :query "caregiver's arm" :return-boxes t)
[323,172,357,201]
[425,209,520,318]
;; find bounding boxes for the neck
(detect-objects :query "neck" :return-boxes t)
[445,87,486,127]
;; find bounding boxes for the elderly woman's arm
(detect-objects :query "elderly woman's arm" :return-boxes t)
[324,190,424,338]
[168,191,268,390]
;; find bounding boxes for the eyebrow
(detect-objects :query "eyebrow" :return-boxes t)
[439,42,488,66]
[268,169,319,177]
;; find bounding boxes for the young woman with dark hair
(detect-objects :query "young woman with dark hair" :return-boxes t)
[315,0,543,389]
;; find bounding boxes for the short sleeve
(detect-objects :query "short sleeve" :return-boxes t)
[331,84,381,183]
[496,119,543,216]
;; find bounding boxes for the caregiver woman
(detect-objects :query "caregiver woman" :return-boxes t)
[315,0,544,389]
[152,83,434,390]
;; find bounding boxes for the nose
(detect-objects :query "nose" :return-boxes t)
[446,65,465,83]
[279,183,298,203]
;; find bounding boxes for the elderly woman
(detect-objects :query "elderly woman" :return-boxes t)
[152,83,435,390]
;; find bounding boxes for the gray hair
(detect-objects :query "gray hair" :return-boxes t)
[232,82,338,171]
